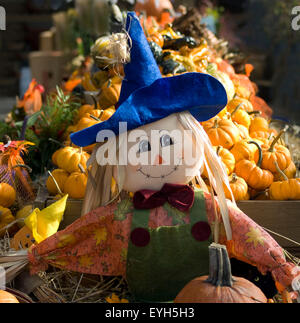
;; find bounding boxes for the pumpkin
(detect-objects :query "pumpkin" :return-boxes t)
[76,114,101,132]
[202,117,240,150]
[46,169,69,195]
[0,183,16,208]
[226,97,253,113]
[224,173,249,201]
[202,146,235,177]
[249,116,269,134]
[234,122,249,140]
[0,206,16,237]
[0,290,19,303]
[83,106,115,122]
[261,130,291,173]
[235,141,273,191]
[230,140,260,164]
[98,76,122,109]
[147,28,164,48]
[76,96,100,121]
[16,204,34,228]
[231,103,251,129]
[273,161,297,181]
[55,147,90,174]
[174,243,267,303]
[63,172,88,199]
[269,161,300,200]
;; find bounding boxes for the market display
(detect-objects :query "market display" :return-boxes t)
[0,4,299,304]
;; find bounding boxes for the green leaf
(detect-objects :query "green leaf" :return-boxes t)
[27,111,41,127]
[114,198,133,221]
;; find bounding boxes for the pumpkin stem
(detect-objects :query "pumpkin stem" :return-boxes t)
[206,243,234,287]
[216,146,221,156]
[231,173,238,183]
[248,140,262,167]
[78,163,86,174]
[274,160,288,181]
[269,128,287,152]
[91,95,98,109]
[213,118,219,128]
[231,103,244,117]
[89,114,101,122]
[247,111,261,116]
[47,170,63,195]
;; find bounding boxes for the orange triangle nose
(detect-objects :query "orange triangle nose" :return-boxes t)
[154,155,164,165]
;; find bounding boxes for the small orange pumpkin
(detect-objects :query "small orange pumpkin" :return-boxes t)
[235,141,274,191]
[55,147,90,173]
[98,76,122,109]
[230,103,251,129]
[269,161,300,200]
[249,116,269,134]
[0,183,16,208]
[0,290,19,303]
[261,129,291,173]
[273,161,297,181]
[224,173,249,201]
[226,97,253,113]
[230,140,260,164]
[174,243,267,303]
[202,117,240,150]
[46,169,69,195]
[63,171,88,199]
[0,206,16,238]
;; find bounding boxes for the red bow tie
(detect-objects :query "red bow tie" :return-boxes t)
[133,183,195,212]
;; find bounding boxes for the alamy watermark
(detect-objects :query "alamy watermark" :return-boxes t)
[0,6,6,31]
[292,6,300,31]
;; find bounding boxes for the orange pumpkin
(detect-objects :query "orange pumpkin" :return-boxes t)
[249,116,269,134]
[273,161,297,181]
[261,130,291,173]
[235,141,273,190]
[269,161,300,200]
[0,183,16,208]
[231,103,251,129]
[230,140,260,164]
[147,27,164,48]
[234,122,249,140]
[46,169,69,195]
[98,76,122,109]
[202,117,240,150]
[226,98,253,113]
[174,243,267,303]
[224,173,249,201]
[55,147,90,173]
[63,172,88,199]
[76,116,101,132]
[0,290,19,303]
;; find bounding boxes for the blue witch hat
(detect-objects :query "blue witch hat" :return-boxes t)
[71,12,227,148]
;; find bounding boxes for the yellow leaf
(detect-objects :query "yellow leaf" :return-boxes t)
[25,194,68,243]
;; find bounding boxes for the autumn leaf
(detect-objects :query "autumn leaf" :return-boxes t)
[114,198,133,221]
[245,227,266,247]
[93,227,108,246]
[79,255,94,268]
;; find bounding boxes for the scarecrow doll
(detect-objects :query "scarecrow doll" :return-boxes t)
[24,12,299,302]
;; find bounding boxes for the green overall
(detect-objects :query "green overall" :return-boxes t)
[126,189,212,302]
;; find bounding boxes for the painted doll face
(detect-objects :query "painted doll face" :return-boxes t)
[121,113,203,192]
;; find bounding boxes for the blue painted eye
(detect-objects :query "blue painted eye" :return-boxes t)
[138,140,151,153]
[160,134,174,147]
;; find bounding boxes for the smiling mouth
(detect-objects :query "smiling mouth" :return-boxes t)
[137,158,182,179]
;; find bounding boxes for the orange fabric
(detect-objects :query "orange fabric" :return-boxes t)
[28,193,299,290]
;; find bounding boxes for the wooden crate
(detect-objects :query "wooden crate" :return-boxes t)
[237,201,300,258]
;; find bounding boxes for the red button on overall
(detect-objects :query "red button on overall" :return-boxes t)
[191,221,211,241]
[130,228,151,247]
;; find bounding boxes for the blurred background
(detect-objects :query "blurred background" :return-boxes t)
[0,0,299,124]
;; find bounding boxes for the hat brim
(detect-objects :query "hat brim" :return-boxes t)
[70,72,227,147]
